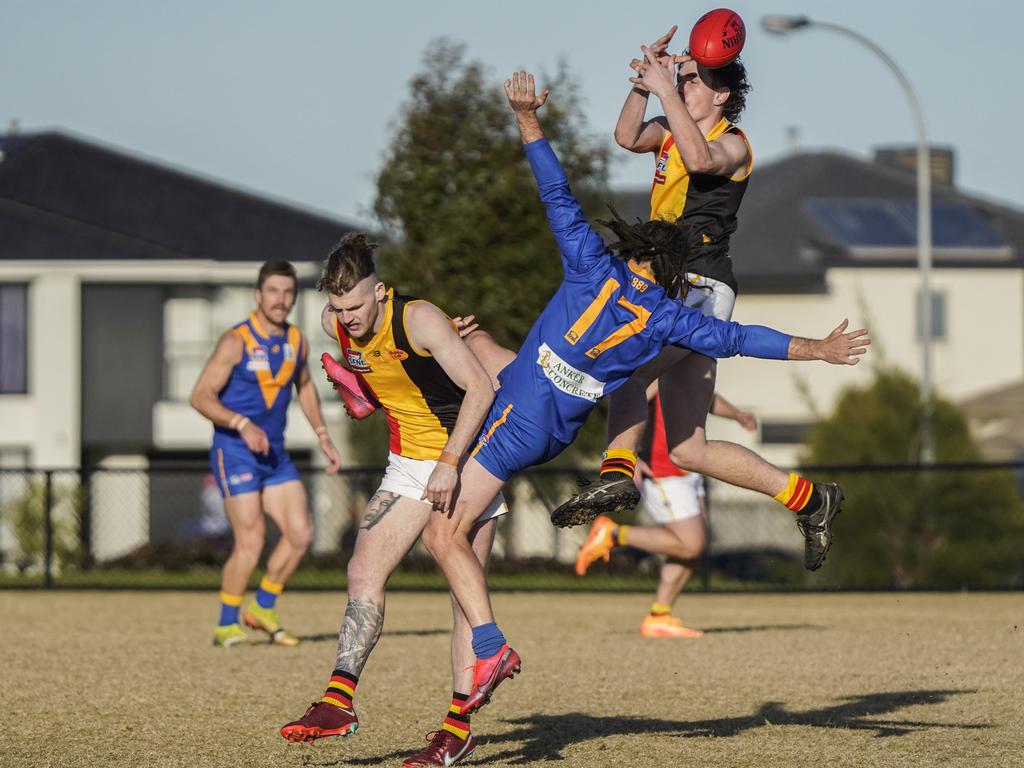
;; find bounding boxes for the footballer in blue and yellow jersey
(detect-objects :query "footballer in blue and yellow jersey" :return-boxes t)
[470,137,792,481]
[209,312,305,496]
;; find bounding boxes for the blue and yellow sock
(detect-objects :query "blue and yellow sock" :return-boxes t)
[470,622,506,659]
[255,577,283,609]
[219,591,244,626]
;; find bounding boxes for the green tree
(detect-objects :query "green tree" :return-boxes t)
[349,40,613,466]
[801,367,1024,588]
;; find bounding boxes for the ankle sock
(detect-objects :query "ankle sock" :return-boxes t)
[612,524,629,547]
[649,602,672,617]
[774,472,818,513]
[470,622,506,659]
[321,669,358,709]
[600,448,637,481]
[255,577,283,609]
[219,591,243,626]
[442,691,471,738]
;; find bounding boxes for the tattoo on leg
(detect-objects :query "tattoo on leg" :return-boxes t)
[361,491,400,531]
[335,596,385,675]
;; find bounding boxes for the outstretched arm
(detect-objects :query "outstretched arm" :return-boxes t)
[670,309,870,364]
[711,393,757,432]
[295,334,341,474]
[504,70,610,277]
[614,26,676,153]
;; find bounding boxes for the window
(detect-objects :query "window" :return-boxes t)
[0,284,27,394]
[760,421,810,445]
[916,291,946,340]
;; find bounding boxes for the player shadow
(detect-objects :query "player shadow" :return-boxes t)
[468,689,987,765]
[296,628,449,643]
[700,622,821,634]
[307,688,985,767]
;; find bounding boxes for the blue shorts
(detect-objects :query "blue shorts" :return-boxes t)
[210,442,301,498]
[470,399,570,481]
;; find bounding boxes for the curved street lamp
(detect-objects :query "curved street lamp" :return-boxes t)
[761,15,934,462]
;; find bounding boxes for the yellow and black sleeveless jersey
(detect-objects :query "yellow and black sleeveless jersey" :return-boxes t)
[335,289,464,461]
[650,117,753,293]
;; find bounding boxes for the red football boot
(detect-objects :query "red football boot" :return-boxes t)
[403,730,478,767]
[280,701,359,742]
[461,644,522,715]
[321,353,377,420]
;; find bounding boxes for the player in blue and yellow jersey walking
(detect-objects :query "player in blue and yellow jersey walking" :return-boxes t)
[419,71,870,715]
[191,260,340,647]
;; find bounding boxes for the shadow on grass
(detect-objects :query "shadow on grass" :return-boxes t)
[700,623,822,634]
[296,628,448,643]
[302,689,985,766]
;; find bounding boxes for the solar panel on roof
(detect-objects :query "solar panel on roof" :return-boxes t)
[806,199,1007,251]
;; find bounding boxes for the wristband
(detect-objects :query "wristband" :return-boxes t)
[236,416,250,432]
[438,450,461,468]
[315,425,328,437]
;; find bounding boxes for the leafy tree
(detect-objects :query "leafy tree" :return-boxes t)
[349,40,613,466]
[801,367,1024,588]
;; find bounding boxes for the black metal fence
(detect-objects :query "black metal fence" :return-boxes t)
[1,462,1022,590]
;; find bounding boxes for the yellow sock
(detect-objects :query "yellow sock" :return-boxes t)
[649,602,672,616]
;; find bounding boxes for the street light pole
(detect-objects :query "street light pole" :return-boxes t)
[762,16,934,462]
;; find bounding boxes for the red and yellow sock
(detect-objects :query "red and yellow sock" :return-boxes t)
[321,670,358,709]
[649,602,672,617]
[443,691,471,738]
[774,472,817,513]
[600,448,637,481]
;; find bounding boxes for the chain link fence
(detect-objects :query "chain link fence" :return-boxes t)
[1,463,1022,590]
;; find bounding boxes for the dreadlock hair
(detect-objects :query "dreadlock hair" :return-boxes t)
[707,57,751,123]
[597,207,690,298]
[317,233,378,294]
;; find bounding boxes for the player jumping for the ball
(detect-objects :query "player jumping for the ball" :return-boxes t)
[399,71,869,715]
[550,25,848,574]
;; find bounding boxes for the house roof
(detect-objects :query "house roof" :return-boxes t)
[961,380,1024,461]
[0,131,354,263]
[611,149,1024,293]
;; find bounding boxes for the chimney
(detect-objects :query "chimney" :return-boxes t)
[873,145,955,186]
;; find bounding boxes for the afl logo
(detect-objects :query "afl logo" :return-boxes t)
[389,349,409,361]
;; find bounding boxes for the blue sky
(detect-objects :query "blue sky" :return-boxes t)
[2,0,1019,228]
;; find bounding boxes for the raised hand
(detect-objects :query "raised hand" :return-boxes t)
[503,70,549,114]
[628,45,677,100]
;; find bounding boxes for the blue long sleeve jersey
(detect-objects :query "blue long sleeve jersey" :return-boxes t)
[493,138,792,445]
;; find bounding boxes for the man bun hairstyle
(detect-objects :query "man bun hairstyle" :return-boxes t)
[257,259,298,289]
[318,232,378,294]
[597,207,690,298]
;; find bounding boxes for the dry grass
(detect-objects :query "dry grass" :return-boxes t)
[3,590,1022,767]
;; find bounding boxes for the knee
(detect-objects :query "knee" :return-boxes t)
[668,442,706,472]
[668,529,706,561]
[346,554,383,595]
[287,520,313,553]
[233,528,264,566]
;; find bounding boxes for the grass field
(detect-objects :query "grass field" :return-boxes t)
[3,591,1022,768]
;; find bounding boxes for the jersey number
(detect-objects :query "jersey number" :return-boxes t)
[564,277,651,359]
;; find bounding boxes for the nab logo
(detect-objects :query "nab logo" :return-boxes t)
[283,343,296,361]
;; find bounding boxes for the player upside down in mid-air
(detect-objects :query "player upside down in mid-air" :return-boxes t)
[324,70,869,715]
[279,234,503,767]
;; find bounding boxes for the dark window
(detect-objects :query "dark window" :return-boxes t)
[916,291,946,340]
[0,284,28,394]
[760,421,810,445]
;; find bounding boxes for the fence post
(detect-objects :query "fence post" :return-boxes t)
[701,476,711,592]
[43,470,54,588]
[79,467,92,570]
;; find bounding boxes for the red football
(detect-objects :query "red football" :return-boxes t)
[689,8,746,69]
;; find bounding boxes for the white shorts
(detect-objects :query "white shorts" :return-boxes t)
[377,452,507,522]
[683,273,736,321]
[640,473,705,524]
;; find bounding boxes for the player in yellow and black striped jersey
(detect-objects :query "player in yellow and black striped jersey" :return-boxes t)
[278,233,500,766]
[552,26,846,575]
